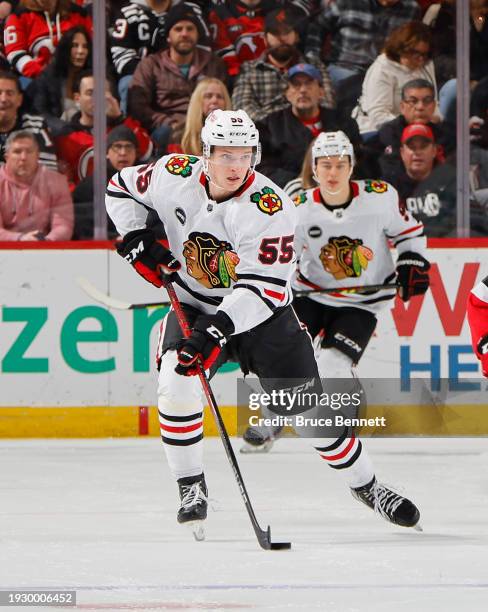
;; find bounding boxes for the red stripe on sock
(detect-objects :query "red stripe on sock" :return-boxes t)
[320,436,356,462]
[160,422,202,434]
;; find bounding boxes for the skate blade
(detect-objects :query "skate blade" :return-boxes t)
[413,523,423,532]
[240,440,274,454]
[182,520,205,541]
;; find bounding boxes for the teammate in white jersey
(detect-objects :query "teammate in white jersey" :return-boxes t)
[242,131,430,515]
[106,113,420,539]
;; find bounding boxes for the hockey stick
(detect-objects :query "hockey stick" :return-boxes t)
[77,276,397,311]
[76,276,170,309]
[163,280,291,551]
[294,282,399,297]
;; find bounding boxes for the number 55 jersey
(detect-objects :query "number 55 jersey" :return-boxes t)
[293,180,427,314]
[106,154,298,333]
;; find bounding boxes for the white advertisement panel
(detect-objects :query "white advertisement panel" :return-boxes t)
[0,243,486,407]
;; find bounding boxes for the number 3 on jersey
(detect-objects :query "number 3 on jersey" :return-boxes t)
[258,235,294,265]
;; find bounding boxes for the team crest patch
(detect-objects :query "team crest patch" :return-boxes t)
[165,155,198,177]
[364,179,388,194]
[183,232,240,289]
[293,192,307,207]
[251,187,283,216]
[320,236,374,280]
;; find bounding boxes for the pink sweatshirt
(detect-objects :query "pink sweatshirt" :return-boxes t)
[0,163,74,241]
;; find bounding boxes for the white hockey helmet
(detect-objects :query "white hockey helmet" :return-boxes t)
[201,109,261,169]
[312,131,355,181]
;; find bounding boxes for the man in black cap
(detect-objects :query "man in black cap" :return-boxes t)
[72,125,140,239]
[232,7,334,122]
[128,2,227,147]
[257,62,361,187]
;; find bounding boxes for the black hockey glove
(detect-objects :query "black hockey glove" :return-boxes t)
[175,312,235,377]
[396,251,431,301]
[117,228,181,288]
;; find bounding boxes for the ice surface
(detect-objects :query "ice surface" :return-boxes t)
[1,437,487,611]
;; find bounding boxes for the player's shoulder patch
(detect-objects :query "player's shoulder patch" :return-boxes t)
[293,192,307,207]
[164,154,199,178]
[250,186,283,216]
[364,179,388,194]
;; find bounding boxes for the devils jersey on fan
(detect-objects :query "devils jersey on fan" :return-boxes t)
[4,2,92,78]
[106,154,297,333]
[293,180,426,313]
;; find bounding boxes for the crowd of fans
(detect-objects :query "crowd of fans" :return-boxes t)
[0,0,487,240]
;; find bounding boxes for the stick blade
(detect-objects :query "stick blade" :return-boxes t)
[269,541,292,550]
[76,276,133,310]
[258,525,291,551]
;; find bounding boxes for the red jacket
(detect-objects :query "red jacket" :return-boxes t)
[209,1,266,77]
[55,114,153,187]
[4,3,92,78]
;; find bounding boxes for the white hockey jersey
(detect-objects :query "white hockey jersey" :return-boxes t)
[106,155,298,334]
[293,180,427,314]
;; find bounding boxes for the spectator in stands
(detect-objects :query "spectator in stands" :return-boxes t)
[32,25,91,135]
[257,63,360,187]
[0,71,58,169]
[4,0,91,86]
[383,123,488,236]
[352,21,439,136]
[72,124,139,239]
[0,129,73,240]
[379,78,452,176]
[180,77,231,155]
[128,3,226,150]
[209,0,310,78]
[109,0,210,113]
[305,0,420,87]
[232,7,334,123]
[55,71,152,186]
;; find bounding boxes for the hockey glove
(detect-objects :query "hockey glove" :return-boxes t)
[175,312,235,376]
[467,287,488,377]
[117,228,180,288]
[396,251,431,301]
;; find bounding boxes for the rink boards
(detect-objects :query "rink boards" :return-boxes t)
[0,239,487,437]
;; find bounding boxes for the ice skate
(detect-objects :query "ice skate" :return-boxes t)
[351,476,421,530]
[177,474,208,541]
[240,426,280,454]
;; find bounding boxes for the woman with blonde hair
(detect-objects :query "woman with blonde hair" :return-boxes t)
[181,78,231,155]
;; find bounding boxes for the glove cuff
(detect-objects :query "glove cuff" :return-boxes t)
[397,251,430,269]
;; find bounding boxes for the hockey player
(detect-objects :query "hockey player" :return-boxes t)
[467,276,488,378]
[242,131,430,460]
[106,112,420,540]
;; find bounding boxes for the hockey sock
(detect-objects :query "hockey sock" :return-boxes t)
[158,351,205,480]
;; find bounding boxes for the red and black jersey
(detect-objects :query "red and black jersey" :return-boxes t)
[209,0,314,77]
[55,113,153,187]
[4,2,92,78]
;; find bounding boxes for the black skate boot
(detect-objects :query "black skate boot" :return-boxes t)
[177,473,208,541]
[240,426,283,454]
[351,476,421,530]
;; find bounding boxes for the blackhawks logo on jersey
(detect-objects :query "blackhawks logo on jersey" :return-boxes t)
[251,187,283,215]
[320,236,373,280]
[165,155,198,177]
[183,232,240,289]
[364,179,388,194]
[293,192,307,207]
